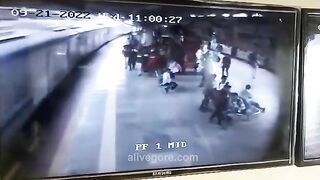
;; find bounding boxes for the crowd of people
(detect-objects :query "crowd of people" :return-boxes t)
[122,29,183,76]
[196,40,266,127]
[122,29,183,93]
[122,28,266,128]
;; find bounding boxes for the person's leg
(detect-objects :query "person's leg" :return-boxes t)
[137,63,143,76]
[237,99,246,114]
[170,82,178,90]
[200,98,206,110]
[128,59,133,70]
[209,111,217,122]
[252,66,257,79]
[251,101,265,112]
[199,70,205,87]
[133,60,136,70]
[251,102,259,108]
[125,57,128,69]
[217,110,224,125]
[164,83,170,93]
[201,96,209,108]
[242,98,250,109]
[202,89,211,108]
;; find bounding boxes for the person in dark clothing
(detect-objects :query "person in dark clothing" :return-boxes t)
[248,52,258,79]
[128,49,137,71]
[200,74,217,111]
[222,55,231,77]
[209,84,230,125]
[199,51,212,87]
[228,93,246,114]
[122,45,130,69]
[216,44,223,53]
[218,75,228,90]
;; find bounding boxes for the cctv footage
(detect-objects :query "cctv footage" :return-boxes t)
[303,14,320,160]
[0,1,297,179]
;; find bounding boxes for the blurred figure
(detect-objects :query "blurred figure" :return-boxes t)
[198,43,214,87]
[137,46,151,75]
[168,60,182,79]
[140,28,153,47]
[196,47,205,72]
[208,32,220,63]
[209,32,217,47]
[216,44,223,53]
[248,52,259,79]
[128,48,137,71]
[200,74,218,111]
[123,35,139,70]
[129,34,139,47]
[221,55,231,77]
[125,35,140,71]
[160,68,178,93]
[240,85,265,113]
[147,48,161,75]
[228,92,246,114]
[199,57,214,87]
[122,44,131,69]
[209,84,230,126]
[208,47,220,63]
[217,75,228,90]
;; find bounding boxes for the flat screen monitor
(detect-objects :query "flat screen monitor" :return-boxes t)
[0,0,299,179]
[296,9,320,166]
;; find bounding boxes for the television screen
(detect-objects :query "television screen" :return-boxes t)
[297,9,320,166]
[0,0,299,179]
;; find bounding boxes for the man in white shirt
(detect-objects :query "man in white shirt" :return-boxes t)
[240,85,265,112]
[161,69,177,93]
[161,70,171,85]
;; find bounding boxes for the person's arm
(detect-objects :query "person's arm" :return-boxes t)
[247,92,253,100]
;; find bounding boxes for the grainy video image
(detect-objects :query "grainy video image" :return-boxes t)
[0,1,297,179]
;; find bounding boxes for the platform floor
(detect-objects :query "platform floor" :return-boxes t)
[21,36,283,178]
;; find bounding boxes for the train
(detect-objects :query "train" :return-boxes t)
[0,19,133,145]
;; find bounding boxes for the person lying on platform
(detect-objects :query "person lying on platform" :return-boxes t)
[160,68,178,93]
[240,84,266,113]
